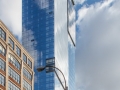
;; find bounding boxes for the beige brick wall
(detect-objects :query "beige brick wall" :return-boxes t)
[0,20,34,90]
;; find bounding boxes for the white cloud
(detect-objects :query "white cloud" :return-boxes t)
[0,0,22,42]
[76,0,120,90]
[75,0,86,5]
[1,0,120,90]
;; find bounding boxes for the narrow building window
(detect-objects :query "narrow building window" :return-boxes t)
[9,38,14,50]
[0,74,5,86]
[23,54,27,63]
[0,44,6,56]
[28,59,32,68]
[0,58,5,71]
[16,46,21,57]
[0,28,6,40]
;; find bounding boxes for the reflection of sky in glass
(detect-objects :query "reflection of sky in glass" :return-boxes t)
[68,35,76,90]
[35,0,49,9]
[68,0,76,45]
[68,0,76,90]
[22,0,55,90]
[22,0,75,90]
[54,0,75,90]
[54,0,68,90]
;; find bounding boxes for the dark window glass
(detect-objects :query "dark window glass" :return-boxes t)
[9,38,14,50]
[0,44,5,56]
[0,28,6,40]
[46,58,55,65]
[16,46,21,57]
[0,74,5,86]
[28,59,32,68]
[23,54,27,63]
[46,58,55,73]
[0,58,5,71]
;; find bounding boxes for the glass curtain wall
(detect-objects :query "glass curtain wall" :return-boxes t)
[22,0,75,90]
[22,0,55,90]
[54,0,68,90]
[54,0,75,90]
[68,0,76,90]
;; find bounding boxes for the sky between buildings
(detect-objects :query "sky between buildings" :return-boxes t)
[0,0,120,90]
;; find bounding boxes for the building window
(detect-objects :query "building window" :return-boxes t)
[8,54,20,70]
[8,67,20,83]
[9,38,14,50]
[23,54,27,63]
[0,28,6,40]
[28,59,32,68]
[16,46,21,57]
[46,58,55,65]
[46,58,55,73]
[23,80,32,90]
[0,58,5,71]
[8,81,20,90]
[23,68,32,81]
[0,74,5,86]
[0,44,5,56]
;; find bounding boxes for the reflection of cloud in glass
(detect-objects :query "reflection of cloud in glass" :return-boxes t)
[54,0,69,90]
[74,0,86,4]
[68,0,76,45]
[22,27,41,68]
[35,0,49,9]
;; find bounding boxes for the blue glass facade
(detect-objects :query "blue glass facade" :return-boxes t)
[22,0,75,90]
[68,0,76,90]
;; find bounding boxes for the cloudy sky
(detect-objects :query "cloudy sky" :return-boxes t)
[1,0,120,90]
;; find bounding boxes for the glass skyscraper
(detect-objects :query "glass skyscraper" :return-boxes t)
[22,0,75,90]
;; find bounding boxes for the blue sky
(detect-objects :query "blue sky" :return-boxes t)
[1,0,120,90]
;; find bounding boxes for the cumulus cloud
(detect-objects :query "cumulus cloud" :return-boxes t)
[75,0,86,4]
[0,0,22,41]
[76,0,120,90]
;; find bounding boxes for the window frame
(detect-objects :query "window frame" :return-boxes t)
[8,67,20,84]
[23,54,27,63]
[8,54,21,70]
[8,81,20,90]
[23,79,32,90]
[0,58,5,71]
[16,45,21,57]
[23,68,32,81]
[0,43,6,56]
[28,59,32,68]
[9,37,14,50]
[0,27,6,40]
[0,74,5,86]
